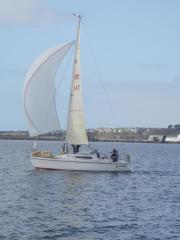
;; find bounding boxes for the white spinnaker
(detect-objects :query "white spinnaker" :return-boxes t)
[24,42,74,137]
[66,19,88,145]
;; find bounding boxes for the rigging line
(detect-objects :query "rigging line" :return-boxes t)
[83,25,113,124]
[83,26,128,152]
[120,142,126,157]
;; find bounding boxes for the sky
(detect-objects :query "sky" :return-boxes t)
[1,0,180,130]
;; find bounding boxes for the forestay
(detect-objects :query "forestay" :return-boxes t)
[24,42,74,137]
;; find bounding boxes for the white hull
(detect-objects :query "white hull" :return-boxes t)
[29,154,131,172]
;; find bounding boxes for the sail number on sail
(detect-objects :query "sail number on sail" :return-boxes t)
[74,74,79,79]
[74,84,80,91]
[74,73,80,91]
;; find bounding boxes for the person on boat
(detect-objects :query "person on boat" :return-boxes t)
[72,144,81,153]
[61,143,66,154]
[93,149,100,158]
[110,149,119,162]
[76,145,81,153]
[62,143,66,152]
[126,154,131,164]
[72,144,76,153]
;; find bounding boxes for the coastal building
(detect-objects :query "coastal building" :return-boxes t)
[148,135,166,143]
[165,134,180,143]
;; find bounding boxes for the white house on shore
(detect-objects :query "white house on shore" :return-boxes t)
[165,134,180,143]
[148,135,165,142]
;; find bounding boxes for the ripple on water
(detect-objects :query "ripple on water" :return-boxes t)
[0,140,180,240]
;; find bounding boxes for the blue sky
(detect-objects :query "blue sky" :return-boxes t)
[0,0,180,130]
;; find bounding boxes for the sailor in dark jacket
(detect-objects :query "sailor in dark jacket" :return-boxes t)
[110,149,119,162]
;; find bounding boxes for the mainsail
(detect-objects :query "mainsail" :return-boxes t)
[24,42,74,137]
[66,17,88,145]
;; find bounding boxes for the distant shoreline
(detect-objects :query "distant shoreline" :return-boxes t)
[0,136,179,144]
[0,126,180,143]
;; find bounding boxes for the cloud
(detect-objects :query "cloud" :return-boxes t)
[137,63,168,69]
[0,0,71,26]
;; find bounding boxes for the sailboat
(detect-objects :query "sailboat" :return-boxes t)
[24,14,131,172]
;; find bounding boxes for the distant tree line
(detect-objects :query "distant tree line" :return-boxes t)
[168,124,180,129]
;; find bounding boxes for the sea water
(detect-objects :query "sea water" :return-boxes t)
[0,140,179,240]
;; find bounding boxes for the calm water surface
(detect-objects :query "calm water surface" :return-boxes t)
[0,140,180,240]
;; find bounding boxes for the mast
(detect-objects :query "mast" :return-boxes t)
[65,14,88,149]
